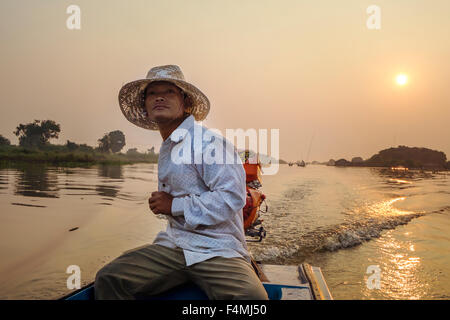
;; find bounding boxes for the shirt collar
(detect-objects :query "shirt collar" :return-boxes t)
[166,114,195,144]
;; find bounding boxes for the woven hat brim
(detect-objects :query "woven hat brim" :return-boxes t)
[118,78,210,130]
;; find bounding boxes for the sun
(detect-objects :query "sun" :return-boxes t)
[396,74,408,86]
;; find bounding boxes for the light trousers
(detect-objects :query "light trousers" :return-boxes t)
[94,244,268,300]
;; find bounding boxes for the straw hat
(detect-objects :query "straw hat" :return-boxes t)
[118,65,210,130]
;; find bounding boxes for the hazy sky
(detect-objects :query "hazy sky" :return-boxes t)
[1,0,449,162]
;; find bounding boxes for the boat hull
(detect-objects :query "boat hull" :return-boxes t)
[62,263,332,300]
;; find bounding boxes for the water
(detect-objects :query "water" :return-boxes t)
[248,165,450,299]
[0,163,448,299]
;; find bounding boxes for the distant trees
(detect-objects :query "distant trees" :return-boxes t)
[366,146,447,169]
[124,147,159,162]
[0,135,11,146]
[329,146,448,169]
[9,119,127,154]
[97,130,126,153]
[351,157,364,163]
[1,120,160,164]
[97,135,110,153]
[335,158,351,166]
[331,157,364,167]
[65,140,94,152]
[126,148,139,155]
[13,120,61,148]
[66,140,78,151]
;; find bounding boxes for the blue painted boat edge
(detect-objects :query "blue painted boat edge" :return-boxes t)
[64,283,310,300]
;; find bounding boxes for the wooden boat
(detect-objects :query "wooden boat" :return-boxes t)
[61,261,332,300]
[62,150,332,300]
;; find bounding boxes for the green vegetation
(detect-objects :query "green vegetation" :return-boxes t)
[0,144,158,165]
[0,135,11,146]
[366,146,447,169]
[14,120,61,148]
[333,146,448,170]
[1,119,158,166]
[97,130,126,153]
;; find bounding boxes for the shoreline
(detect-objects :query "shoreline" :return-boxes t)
[1,160,448,172]
[287,163,450,172]
[0,159,157,167]
[0,146,158,167]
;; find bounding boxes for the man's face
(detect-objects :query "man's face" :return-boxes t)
[144,81,186,124]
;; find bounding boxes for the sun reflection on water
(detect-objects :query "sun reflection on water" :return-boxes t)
[363,232,429,300]
[388,178,412,184]
[367,197,412,217]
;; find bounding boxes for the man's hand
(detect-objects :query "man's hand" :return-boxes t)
[148,191,173,216]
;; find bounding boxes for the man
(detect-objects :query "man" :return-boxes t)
[94,65,268,300]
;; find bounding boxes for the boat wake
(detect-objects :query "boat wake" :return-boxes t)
[248,207,446,263]
[318,211,424,252]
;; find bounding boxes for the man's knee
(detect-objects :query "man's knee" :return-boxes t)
[94,263,125,299]
[210,281,268,300]
[250,284,269,300]
[234,281,269,300]
[94,265,110,288]
[95,261,117,282]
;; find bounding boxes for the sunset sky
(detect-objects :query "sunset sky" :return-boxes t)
[1,0,449,162]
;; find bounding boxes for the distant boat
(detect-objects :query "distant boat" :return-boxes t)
[296,160,306,167]
[390,166,408,171]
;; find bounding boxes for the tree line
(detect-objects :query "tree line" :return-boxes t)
[0,119,155,156]
[330,145,450,170]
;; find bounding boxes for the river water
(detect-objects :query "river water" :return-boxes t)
[0,163,448,299]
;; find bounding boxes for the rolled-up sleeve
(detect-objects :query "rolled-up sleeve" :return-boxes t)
[171,136,246,230]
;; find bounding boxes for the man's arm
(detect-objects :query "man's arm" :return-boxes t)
[171,137,246,230]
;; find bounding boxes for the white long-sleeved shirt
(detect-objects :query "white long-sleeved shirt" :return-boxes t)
[152,115,250,266]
